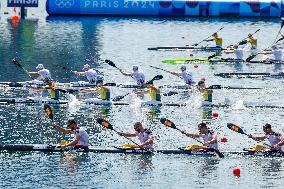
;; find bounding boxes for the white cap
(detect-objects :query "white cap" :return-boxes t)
[132,65,138,71]
[180,65,186,71]
[82,64,90,70]
[36,64,44,70]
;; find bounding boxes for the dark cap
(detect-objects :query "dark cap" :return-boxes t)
[198,122,207,129]
[263,123,271,129]
[67,119,77,127]
[198,80,205,86]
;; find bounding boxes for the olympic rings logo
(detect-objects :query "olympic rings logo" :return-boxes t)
[55,0,75,8]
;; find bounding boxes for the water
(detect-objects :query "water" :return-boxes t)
[1,4,284,189]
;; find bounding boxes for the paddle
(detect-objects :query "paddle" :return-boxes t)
[160,118,224,158]
[226,29,260,48]
[192,26,224,46]
[105,59,118,69]
[57,83,117,94]
[112,75,163,102]
[96,118,151,152]
[227,123,270,147]
[11,58,32,78]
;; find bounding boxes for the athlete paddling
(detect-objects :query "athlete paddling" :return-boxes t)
[73,64,97,84]
[224,45,244,60]
[247,33,257,51]
[117,122,154,150]
[248,124,284,151]
[198,80,213,107]
[119,65,145,86]
[167,66,193,85]
[28,78,60,100]
[205,33,223,48]
[80,77,110,101]
[28,64,51,81]
[134,80,161,101]
[52,119,89,150]
[181,122,219,150]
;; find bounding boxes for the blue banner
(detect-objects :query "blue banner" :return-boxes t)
[7,0,39,7]
[46,0,283,17]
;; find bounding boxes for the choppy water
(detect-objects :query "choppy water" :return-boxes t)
[1,3,284,189]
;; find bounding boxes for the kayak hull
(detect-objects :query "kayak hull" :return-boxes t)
[1,144,284,157]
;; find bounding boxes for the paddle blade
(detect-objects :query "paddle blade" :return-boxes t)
[96,118,114,130]
[112,92,130,102]
[238,40,247,46]
[246,54,257,62]
[208,53,217,60]
[103,82,116,87]
[213,149,224,158]
[160,118,176,129]
[43,104,53,120]
[105,59,117,68]
[227,123,246,135]
[152,75,163,81]
[163,91,179,96]
[208,85,221,89]
[11,58,22,68]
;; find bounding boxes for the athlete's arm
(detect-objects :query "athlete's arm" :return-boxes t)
[73,71,85,76]
[248,134,266,141]
[28,72,39,76]
[52,123,72,134]
[117,131,137,137]
[118,69,132,76]
[181,131,200,138]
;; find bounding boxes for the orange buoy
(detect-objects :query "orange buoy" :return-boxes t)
[12,15,19,21]
[194,64,198,68]
[220,137,228,143]
[201,76,206,81]
[233,167,241,177]
[212,112,219,118]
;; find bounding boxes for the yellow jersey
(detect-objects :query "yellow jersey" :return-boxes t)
[97,87,110,101]
[213,37,222,47]
[149,88,161,101]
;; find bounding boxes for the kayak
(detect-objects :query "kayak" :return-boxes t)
[162,58,284,65]
[0,97,68,104]
[148,46,223,51]
[0,144,283,157]
[215,72,284,78]
[162,57,210,64]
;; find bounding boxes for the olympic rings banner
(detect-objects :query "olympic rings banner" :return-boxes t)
[46,0,284,17]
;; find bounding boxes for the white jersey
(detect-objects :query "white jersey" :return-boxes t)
[136,128,153,149]
[84,69,97,83]
[38,69,51,80]
[234,48,244,60]
[131,71,145,86]
[266,132,282,150]
[178,71,193,85]
[200,130,218,149]
[73,127,89,147]
[273,49,283,61]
